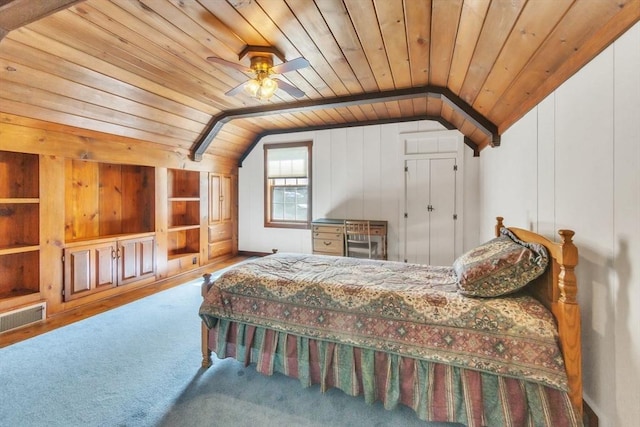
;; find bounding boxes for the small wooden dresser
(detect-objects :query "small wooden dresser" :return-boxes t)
[311,218,387,259]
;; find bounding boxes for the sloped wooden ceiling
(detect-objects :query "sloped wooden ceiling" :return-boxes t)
[0,0,638,163]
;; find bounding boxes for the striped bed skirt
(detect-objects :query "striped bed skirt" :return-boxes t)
[208,319,581,427]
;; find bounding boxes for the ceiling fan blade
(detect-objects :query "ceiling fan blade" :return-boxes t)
[206,56,252,73]
[270,57,310,75]
[274,79,305,98]
[225,82,247,96]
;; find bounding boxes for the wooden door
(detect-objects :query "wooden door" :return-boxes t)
[404,158,456,265]
[63,242,116,301]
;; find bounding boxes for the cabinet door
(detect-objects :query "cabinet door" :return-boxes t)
[208,173,236,260]
[63,242,117,301]
[118,236,155,286]
[220,174,233,222]
[209,173,233,224]
[209,174,222,224]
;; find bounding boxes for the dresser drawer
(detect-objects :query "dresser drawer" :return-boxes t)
[313,225,344,234]
[313,231,343,241]
[370,226,385,236]
[313,237,343,254]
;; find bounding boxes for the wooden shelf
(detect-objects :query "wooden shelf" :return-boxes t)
[0,288,39,300]
[0,198,39,204]
[0,245,40,256]
[168,225,200,232]
[168,197,199,202]
[168,250,199,260]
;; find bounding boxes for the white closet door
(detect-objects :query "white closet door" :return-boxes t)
[404,157,456,265]
[405,159,430,264]
[428,158,456,266]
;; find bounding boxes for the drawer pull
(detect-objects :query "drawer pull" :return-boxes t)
[323,241,332,246]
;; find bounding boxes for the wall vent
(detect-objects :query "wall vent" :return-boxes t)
[0,303,46,334]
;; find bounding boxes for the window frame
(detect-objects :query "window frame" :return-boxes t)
[263,141,312,229]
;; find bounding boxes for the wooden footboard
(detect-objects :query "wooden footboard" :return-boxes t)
[496,217,582,417]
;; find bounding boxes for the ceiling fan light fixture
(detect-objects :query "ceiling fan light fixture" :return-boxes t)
[257,77,278,99]
[208,46,309,100]
[244,78,261,97]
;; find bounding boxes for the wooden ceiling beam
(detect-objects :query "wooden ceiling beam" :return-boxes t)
[191,85,499,161]
[237,114,465,167]
[0,0,84,39]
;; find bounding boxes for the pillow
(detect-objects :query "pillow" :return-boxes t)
[453,228,549,297]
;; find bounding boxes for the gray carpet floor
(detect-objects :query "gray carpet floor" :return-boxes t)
[0,274,460,427]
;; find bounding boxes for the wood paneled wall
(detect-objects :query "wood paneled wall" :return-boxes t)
[0,112,238,315]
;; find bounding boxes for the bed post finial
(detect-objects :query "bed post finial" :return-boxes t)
[557,230,578,304]
[495,217,504,237]
[202,273,213,297]
[555,228,582,416]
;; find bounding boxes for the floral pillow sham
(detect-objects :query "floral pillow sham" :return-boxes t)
[453,227,549,297]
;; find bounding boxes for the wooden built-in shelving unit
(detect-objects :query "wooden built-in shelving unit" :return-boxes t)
[0,117,239,327]
[167,169,202,273]
[0,151,40,302]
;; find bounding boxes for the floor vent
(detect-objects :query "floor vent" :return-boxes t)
[0,303,46,334]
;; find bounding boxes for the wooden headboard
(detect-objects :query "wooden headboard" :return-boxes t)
[495,217,582,417]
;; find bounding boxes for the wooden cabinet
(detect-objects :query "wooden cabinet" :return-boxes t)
[63,235,155,301]
[208,173,236,260]
[312,224,344,256]
[0,151,40,303]
[167,169,201,274]
[62,160,157,301]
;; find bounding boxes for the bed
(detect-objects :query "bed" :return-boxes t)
[199,217,583,426]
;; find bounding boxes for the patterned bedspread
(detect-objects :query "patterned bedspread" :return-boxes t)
[199,253,568,391]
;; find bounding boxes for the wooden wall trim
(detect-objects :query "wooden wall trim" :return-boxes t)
[191,86,499,161]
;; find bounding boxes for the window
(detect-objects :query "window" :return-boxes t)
[264,141,312,229]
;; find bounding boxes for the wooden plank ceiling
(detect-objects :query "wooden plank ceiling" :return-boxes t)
[0,0,638,163]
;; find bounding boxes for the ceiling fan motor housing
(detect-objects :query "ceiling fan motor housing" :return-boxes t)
[250,56,274,74]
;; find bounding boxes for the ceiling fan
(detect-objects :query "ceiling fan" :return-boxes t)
[207,46,309,100]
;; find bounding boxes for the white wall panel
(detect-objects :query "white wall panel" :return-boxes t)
[313,130,332,218]
[379,123,404,260]
[363,125,382,219]
[345,127,365,219]
[554,44,616,422]
[612,22,640,427]
[238,120,475,262]
[329,128,348,219]
[478,110,538,242]
[537,94,557,237]
[478,22,640,427]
